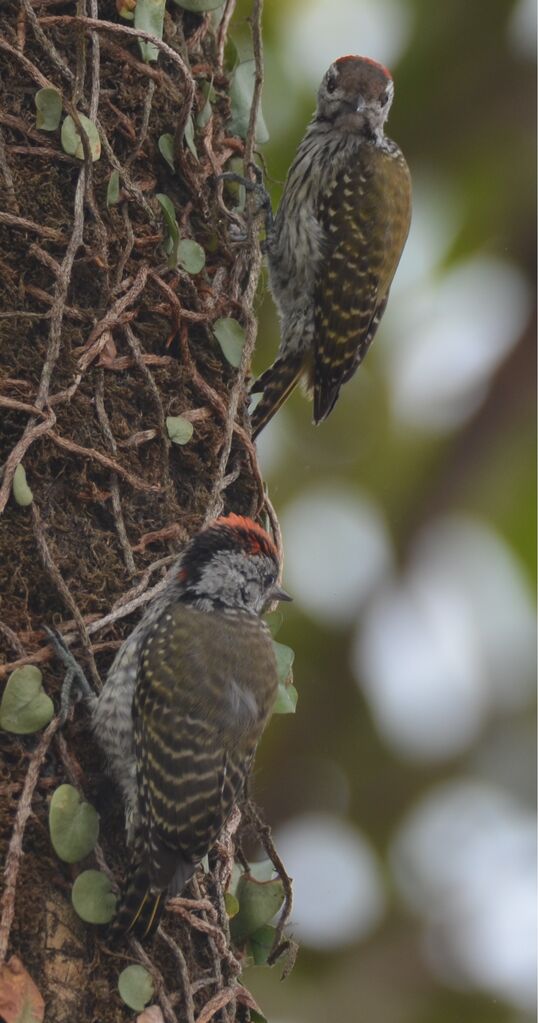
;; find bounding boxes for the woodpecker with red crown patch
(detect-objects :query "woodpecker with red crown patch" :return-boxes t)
[90,514,291,940]
[250,54,412,436]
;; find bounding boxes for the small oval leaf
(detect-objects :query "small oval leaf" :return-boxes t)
[272,641,294,684]
[12,463,33,507]
[229,60,269,144]
[230,873,285,945]
[49,784,99,863]
[61,114,101,161]
[118,965,154,1012]
[106,169,120,207]
[224,892,239,919]
[71,870,116,924]
[213,317,245,368]
[183,116,198,161]
[158,133,175,171]
[35,88,62,131]
[178,239,205,275]
[166,416,194,445]
[135,0,165,63]
[156,193,180,267]
[273,681,298,715]
[0,666,53,734]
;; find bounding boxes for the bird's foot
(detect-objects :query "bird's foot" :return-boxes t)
[43,626,96,722]
[218,162,274,235]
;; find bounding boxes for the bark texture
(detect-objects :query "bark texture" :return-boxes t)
[0,1,289,1019]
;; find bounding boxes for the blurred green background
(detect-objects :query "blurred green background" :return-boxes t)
[232,1,536,1021]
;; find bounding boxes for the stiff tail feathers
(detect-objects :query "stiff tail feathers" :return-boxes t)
[250,353,304,439]
[109,863,165,942]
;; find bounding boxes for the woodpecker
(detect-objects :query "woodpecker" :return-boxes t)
[250,54,412,437]
[91,514,290,940]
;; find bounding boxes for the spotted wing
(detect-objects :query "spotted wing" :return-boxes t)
[133,604,276,890]
[313,143,411,421]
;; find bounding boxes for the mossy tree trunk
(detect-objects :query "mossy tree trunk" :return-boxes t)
[0,1,286,1019]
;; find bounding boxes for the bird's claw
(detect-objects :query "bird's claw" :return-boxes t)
[217,164,274,233]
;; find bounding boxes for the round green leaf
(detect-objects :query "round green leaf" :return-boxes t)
[166,415,194,445]
[106,169,120,207]
[230,873,285,945]
[178,239,205,275]
[71,869,116,924]
[0,666,53,734]
[12,463,33,507]
[61,114,101,161]
[49,784,99,863]
[158,133,175,171]
[213,317,245,368]
[118,965,154,1012]
[35,88,62,131]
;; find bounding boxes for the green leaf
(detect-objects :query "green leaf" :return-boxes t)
[106,169,120,207]
[178,239,205,274]
[273,682,298,715]
[118,965,154,1012]
[247,924,276,966]
[134,0,165,63]
[12,463,33,507]
[156,193,180,268]
[49,784,99,863]
[264,610,283,638]
[71,870,117,924]
[224,891,239,919]
[183,116,198,161]
[229,59,269,144]
[158,132,175,171]
[166,415,194,445]
[213,317,245,368]
[61,114,101,161]
[272,641,294,684]
[35,88,62,131]
[249,1012,268,1023]
[196,81,215,129]
[272,641,297,714]
[169,0,224,9]
[0,666,53,734]
[230,872,285,945]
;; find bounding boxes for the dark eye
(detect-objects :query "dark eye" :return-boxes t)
[379,92,388,107]
[326,75,337,94]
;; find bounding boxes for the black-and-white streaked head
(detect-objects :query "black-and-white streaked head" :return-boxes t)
[316,55,394,136]
[177,514,291,615]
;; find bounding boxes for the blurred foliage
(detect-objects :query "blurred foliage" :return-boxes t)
[229,1,536,1021]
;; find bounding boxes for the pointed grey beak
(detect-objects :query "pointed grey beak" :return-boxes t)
[356,95,366,112]
[270,585,293,603]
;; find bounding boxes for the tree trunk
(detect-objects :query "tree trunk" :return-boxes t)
[0,1,286,1019]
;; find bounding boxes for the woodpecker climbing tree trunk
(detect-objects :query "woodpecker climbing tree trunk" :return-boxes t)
[0,2,290,1020]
